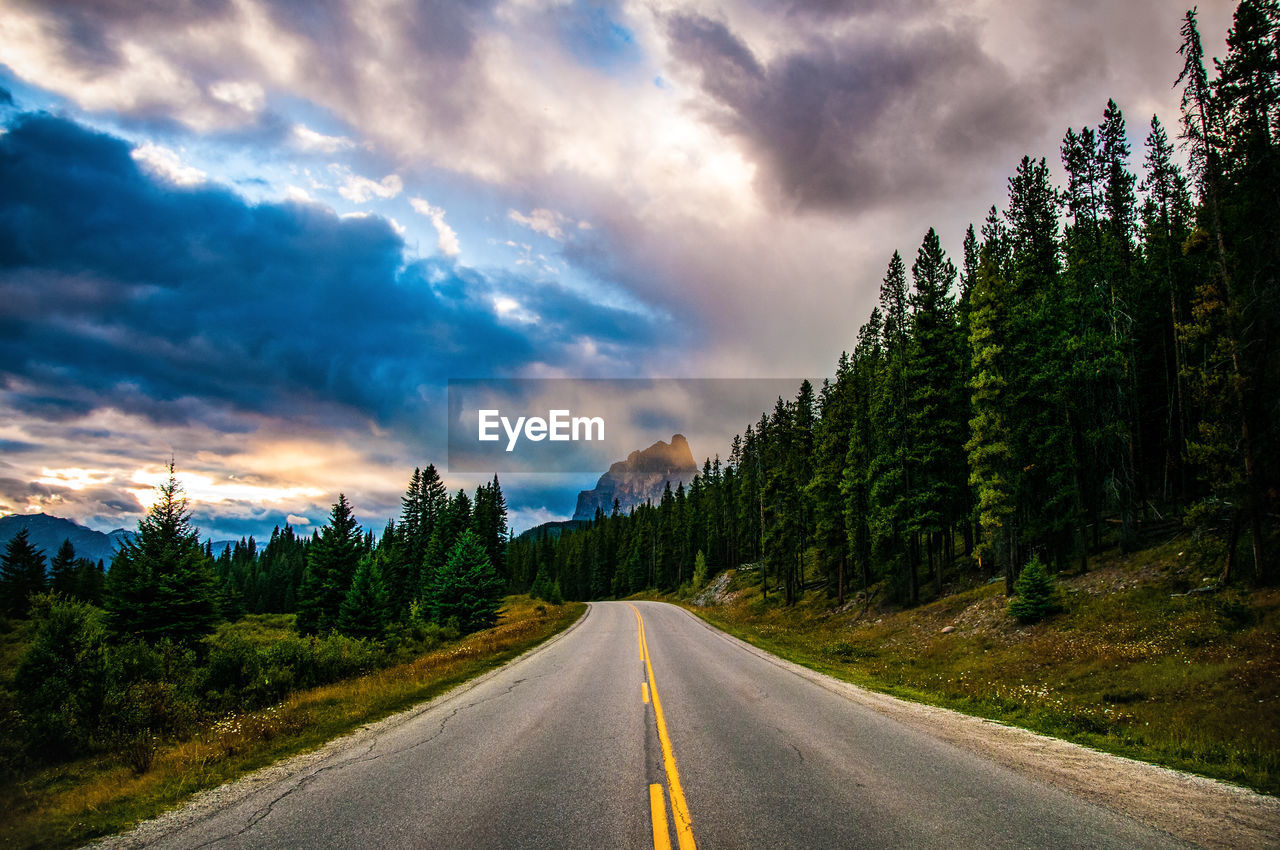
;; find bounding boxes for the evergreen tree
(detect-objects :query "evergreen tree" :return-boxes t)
[48,539,78,597]
[1140,114,1197,505]
[906,227,967,597]
[0,528,48,618]
[296,494,362,634]
[74,558,106,606]
[869,251,917,603]
[431,529,504,633]
[105,464,220,644]
[338,552,390,639]
[1007,555,1060,623]
[810,364,853,603]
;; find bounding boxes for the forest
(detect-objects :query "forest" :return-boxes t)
[507,6,1278,606]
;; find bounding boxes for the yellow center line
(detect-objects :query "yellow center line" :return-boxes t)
[642,682,650,704]
[630,603,697,850]
[649,784,673,850]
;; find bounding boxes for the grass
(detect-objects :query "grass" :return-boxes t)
[684,539,1280,796]
[0,597,585,849]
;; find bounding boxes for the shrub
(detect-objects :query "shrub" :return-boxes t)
[102,640,199,762]
[14,594,108,758]
[692,550,709,590]
[200,632,263,707]
[1008,556,1060,623]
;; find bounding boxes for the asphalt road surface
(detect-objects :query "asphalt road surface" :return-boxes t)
[114,601,1214,849]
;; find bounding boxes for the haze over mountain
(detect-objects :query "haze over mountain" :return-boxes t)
[572,434,698,522]
[0,513,133,565]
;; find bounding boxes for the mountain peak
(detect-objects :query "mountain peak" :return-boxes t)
[572,434,698,521]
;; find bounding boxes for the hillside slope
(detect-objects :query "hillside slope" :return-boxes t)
[685,538,1280,795]
[0,513,132,564]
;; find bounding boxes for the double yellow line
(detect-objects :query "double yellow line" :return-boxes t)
[629,604,696,850]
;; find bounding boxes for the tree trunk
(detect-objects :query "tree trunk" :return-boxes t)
[932,532,942,597]
[1223,511,1240,586]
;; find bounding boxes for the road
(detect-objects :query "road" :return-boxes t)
[109,601,1250,849]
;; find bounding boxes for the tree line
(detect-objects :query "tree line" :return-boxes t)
[2,465,513,642]
[0,463,515,769]
[509,3,1278,604]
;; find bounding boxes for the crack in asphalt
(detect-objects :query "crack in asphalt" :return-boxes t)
[189,664,560,847]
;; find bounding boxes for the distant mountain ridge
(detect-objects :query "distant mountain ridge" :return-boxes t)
[571,434,698,521]
[0,513,134,564]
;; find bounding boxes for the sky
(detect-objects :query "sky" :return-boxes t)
[0,0,1238,541]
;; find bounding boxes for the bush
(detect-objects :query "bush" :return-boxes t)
[692,550,709,590]
[102,640,199,762]
[14,594,108,758]
[1008,556,1060,624]
[200,632,263,706]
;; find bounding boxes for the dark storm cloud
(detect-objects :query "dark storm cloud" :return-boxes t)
[0,112,654,434]
[665,11,1040,211]
[0,440,38,453]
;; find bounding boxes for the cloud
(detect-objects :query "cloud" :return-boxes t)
[410,197,462,256]
[331,165,403,202]
[0,112,659,443]
[291,123,354,153]
[130,142,208,186]
[285,513,310,525]
[208,79,265,113]
[508,207,569,240]
[663,10,1038,211]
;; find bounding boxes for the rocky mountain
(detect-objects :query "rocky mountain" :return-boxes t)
[571,434,698,521]
[0,512,134,565]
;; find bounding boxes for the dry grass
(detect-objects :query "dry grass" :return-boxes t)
[689,540,1280,796]
[0,597,585,849]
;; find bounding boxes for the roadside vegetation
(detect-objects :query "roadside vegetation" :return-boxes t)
[0,596,583,849]
[684,538,1280,796]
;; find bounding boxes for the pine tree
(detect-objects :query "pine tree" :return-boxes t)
[338,553,390,639]
[1177,5,1274,582]
[1,528,48,618]
[75,558,106,606]
[48,539,78,597]
[967,248,1018,589]
[869,251,916,603]
[431,529,504,633]
[906,227,967,597]
[296,494,362,634]
[810,363,853,603]
[842,310,882,594]
[104,464,220,643]
[1140,115,1197,504]
[1007,555,1060,623]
